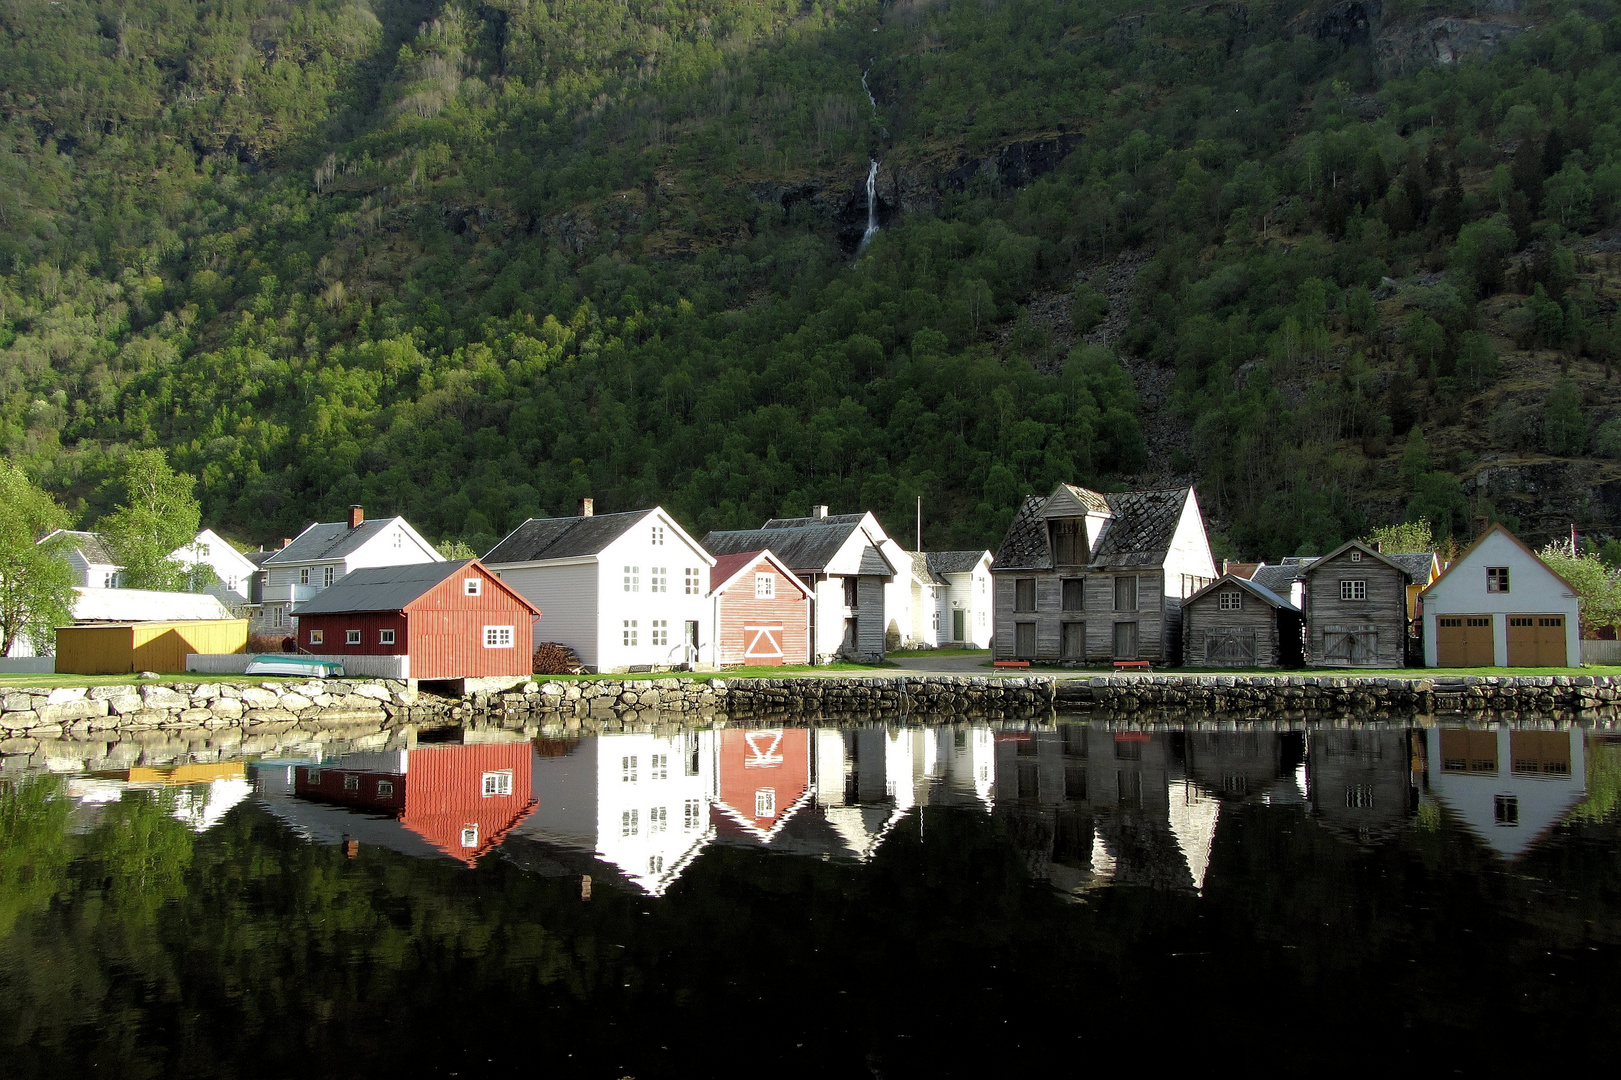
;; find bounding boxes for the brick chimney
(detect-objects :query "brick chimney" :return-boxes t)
[579,497,594,518]
[348,505,364,529]
[811,504,829,518]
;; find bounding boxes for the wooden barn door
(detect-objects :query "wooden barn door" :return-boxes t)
[1321,625,1378,665]
[1507,615,1566,667]
[1436,616,1495,666]
[1204,628,1256,666]
[743,624,785,665]
[1061,622,1085,660]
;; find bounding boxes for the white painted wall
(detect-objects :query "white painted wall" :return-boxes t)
[173,529,258,601]
[937,557,994,648]
[496,560,599,668]
[1421,530,1582,667]
[1163,491,1219,598]
[594,517,714,671]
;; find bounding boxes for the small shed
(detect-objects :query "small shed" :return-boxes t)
[1182,574,1303,668]
[1419,524,1580,668]
[709,549,813,666]
[57,619,248,675]
[292,560,540,681]
[1301,541,1413,668]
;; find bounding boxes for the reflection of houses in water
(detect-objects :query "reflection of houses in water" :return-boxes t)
[66,762,253,833]
[1305,729,1418,846]
[1183,730,1307,807]
[510,730,717,895]
[1426,727,1587,859]
[991,726,1215,895]
[255,741,538,866]
[714,728,814,843]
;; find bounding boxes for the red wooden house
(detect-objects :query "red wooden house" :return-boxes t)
[295,742,537,866]
[293,559,540,680]
[712,727,813,843]
[708,549,813,666]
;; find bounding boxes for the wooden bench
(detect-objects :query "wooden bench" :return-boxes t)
[992,659,1031,669]
[1113,660,1152,672]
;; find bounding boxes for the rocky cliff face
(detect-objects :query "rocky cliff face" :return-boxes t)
[1306,0,1529,76]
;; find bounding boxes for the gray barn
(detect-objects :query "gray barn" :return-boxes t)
[1301,541,1414,669]
[1182,574,1304,668]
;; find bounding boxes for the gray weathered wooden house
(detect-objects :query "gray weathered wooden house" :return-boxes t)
[1301,540,1414,668]
[990,484,1217,664]
[1182,573,1304,668]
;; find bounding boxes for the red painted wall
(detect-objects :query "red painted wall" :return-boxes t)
[401,742,536,865]
[298,562,537,680]
[715,559,811,666]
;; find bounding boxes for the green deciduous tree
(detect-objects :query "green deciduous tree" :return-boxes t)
[1361,519,1434,553]
[0,460,76,656]
[1539,542,1621,634]
[98,451,203,592]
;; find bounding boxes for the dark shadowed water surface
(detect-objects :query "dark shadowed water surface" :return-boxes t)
[3,719,1621,1077]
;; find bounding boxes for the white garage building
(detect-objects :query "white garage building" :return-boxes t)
[1420,525,1581,668]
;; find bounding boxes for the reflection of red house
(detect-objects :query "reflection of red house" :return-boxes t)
[713,728,813,842]
[293,559,540,680]
[295,742,537,866]
[709,550,813,666]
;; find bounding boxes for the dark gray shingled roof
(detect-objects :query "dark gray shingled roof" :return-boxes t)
[992,496,1050,570]
[705,522,896,577]
[264,518,409,565]
[293,561,468,615]
[926,550,989,576]
[484,511,649,564]
[1249,564,1307,596]
[762,513,868,529]
[45,530,119,564]
[1384,552,1438,582]
[1092,489,1191,568]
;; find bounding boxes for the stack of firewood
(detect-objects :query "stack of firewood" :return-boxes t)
[532,641,585,675]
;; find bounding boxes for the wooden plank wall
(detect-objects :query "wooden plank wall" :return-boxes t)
[1304,551,1407,668]
[993,571,1168,662]
[1183,592,1280,667]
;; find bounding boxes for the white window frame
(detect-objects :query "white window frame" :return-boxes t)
[1340,580,1367,602]
[684,568,701,595]
[346,629,362,645]
[621,809,639,837]
[309,629,325,645]
[651,620,668,646]
[624,565,639,592]
[622,755,638,783]
[323,565,336,588]
[755,572,774,599]
[651,525,665,546]
[464,578,482,596]
[650,805,667,833]
[379,628,396,645]
[343,773,359,791]
[377,780,395,798]
[299,567,310,585]
[483,625,514,649]
[623,620,638,646]
[481,770,513,797]
[755,787,776,818]
[650,566,668,593]
[1218,590,1243,611]
[460,824,479,848]
[272,606,284,628]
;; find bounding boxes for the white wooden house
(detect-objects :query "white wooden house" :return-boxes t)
[484,501,716,672]
[256,506,443,635]
[703,506,898,663]
[39,530,123,589]
[926,551,995,648]
[172,529,260,605]
[1419,524,1581,668]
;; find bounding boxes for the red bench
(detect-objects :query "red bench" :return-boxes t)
[1113,660,1152,672]
[993,660,1031,669]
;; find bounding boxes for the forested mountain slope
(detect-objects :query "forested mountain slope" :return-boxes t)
[2,0,1620,557]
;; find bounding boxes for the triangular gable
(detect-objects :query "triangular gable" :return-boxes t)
[1419,523,1579,598]
[1302,538,1415,579]
[404,559,542,617]
[598,507,717,567]
[1186,572,1298,612]
[1041,483,1111,518]
[710,549,814,599]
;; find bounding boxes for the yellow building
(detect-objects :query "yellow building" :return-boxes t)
[55,620,248,675]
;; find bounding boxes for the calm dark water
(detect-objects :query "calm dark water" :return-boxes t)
[3,721,1620,1077]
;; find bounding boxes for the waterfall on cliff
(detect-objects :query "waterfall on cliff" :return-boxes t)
[862,62,878,119]
[858,159,880,253]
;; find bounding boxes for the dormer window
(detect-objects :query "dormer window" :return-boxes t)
[1051,518,1087,566]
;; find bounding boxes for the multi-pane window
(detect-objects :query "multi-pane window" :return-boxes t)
[651,525,665,546]
[343,774,359,791]
[300,568,310,585]
[622,755,638,782]
[464,578,482,596]
[684,568,701,594]
[623,620,638,646]
[621,810,639,837]
[460,825,479,848]
[1486,567,1510,593]
[683,799,702,830]
[1113,576,1139,612]
[310,629,325,645]
[1340,580,1367,601]
[483,626,514,648]
[755,573,774,599]
[650,754,668,780]
[623,565,639,592]
[651,620,668,646]
[1014,578,1037,612]
[273,607,284,628]
[649,806,668,833]
[482,771,513,796]
[755,788,776,818]
[650,566,668,592]
[346,629,362,645]
[379,629,396,645]
[323,566,336,587]
[377,780,395,798]
[1218,590,1243,611]
[1494,795,1519,826]
[648,855,664,875]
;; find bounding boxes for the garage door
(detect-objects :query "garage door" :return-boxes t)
[1506,614,1567,667]
[1436,616,1494,667]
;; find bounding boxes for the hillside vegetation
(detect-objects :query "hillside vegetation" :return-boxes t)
[2,0,1620,557]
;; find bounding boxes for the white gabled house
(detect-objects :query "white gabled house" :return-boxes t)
[483,500,716,672]
[39,530,123,589]
[172,529,260,605]
[1420,524,1581,668]
[256,506,443,635]
[925,551,995,648]
[703,506,899,663]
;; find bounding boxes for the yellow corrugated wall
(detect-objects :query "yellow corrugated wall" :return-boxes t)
[56,620,248,674]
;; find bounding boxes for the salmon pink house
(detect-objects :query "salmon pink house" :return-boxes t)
[292,560,540,681]
[708,549,813,666]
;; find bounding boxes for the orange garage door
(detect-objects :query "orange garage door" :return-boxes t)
[1506,615,1567,667]
[1436,615,1494,667]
